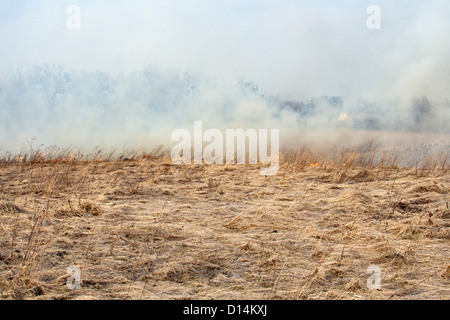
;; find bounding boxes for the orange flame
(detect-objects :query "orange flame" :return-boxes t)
[309,160,335,168]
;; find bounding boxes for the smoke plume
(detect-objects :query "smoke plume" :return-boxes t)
[0,1,449,154]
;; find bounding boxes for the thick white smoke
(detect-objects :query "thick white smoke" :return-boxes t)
[0,1,449,154]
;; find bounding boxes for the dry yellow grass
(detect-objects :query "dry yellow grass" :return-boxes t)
[0,145,449,300]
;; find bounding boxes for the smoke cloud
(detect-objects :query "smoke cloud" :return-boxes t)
[0,0,449,154]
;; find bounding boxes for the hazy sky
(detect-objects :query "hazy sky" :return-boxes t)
[1,0,449,101]
[0,1,449,152]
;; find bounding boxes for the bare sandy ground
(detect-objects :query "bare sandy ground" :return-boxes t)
[0,157,449,300]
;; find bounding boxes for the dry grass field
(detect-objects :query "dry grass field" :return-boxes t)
[0,144,449,300]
